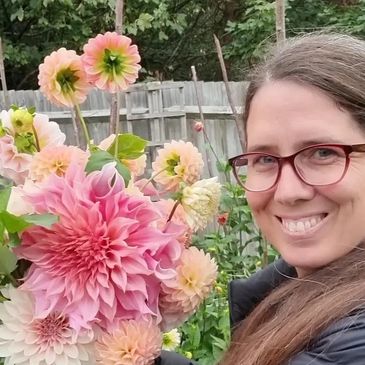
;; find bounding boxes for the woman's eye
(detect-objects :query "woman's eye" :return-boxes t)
[312,148,338,159]
[253,155,276,166]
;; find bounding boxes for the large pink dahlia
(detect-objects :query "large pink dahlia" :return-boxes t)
[15,163,184,331]
[82,32,141,93]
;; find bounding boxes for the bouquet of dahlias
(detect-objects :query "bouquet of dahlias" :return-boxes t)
[0,32,220,365]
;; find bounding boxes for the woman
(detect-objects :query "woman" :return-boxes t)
[222,32,365,364]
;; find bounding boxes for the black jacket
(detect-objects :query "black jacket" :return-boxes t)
[159,259,365,364]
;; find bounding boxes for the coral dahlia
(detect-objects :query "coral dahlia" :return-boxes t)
[38,48,90,107]
[151,140,204,192]
[159,247,218,330]
[82,32,141,93]
[30,145,89,182]
[15,163,184,331]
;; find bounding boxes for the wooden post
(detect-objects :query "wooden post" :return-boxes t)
[213,34,245,151]
[191,66,214,178]
[276,0,286,44]
[0,37,10,109]
[109,0,124,135]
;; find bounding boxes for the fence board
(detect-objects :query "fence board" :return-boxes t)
[1,81,248,179]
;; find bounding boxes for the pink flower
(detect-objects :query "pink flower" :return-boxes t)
[33,113,66,148]
[0,286,95,365]
[7,184,35,216]
[95,318,161,365]
[38,48,91,107]
[193,121,204,132]
[152,140,204,192]
[1,110,66,148]
[82,32,141,93]
[0,110,66,184]
[155,199,192,247]
[159,247,217,330]
[0,135,33,184]
[15,163,184,331]
[123,154,147,177]
[30,145,89,182]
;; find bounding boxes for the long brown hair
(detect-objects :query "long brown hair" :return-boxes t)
[221,33,365,365]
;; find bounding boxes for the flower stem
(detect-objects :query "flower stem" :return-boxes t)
[114,93,121,160]
[167,201,180,223]
[74,104,91,149]
[140,167,169,191]
[32,126,40,152]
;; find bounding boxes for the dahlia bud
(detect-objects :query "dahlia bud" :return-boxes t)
[217,212,229,226]
[193,121,204,132]
[11,109,34,134]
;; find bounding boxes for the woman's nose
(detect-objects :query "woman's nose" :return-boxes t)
[273,162,315,205]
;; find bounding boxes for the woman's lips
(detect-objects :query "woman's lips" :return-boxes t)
[277,213,328,235]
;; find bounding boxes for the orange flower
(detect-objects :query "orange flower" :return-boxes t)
[82,32,141,93]
[38,48,90,107]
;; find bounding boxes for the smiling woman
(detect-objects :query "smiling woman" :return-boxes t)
[221,33,365,365]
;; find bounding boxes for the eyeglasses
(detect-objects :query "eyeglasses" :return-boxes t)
[228,143,365,192]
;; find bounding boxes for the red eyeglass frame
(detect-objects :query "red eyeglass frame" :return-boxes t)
[228,143,365,192]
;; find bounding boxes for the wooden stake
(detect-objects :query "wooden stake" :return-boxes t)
[0,37,10,109]
[213,34,245,151]
[109,0,124,135]
[276,0,286,44]
[191,65,214,178]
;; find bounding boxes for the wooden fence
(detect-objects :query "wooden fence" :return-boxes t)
[1,81,248,179]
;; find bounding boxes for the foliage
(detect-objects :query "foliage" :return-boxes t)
[1,0,232,89]
[224,0,365,79]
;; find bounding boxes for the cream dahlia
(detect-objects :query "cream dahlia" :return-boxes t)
[38,48,90,107]
[159,246,218,330]
[82,32,141,93]
[180,177,221,231]
[0,285,95,365]
[162,329,181,351]
[151,140,204,192]
[15,163,184,331]
[95,318,161,365]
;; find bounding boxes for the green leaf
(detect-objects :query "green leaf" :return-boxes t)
[107,133,148,160]
[21,213,58,228]
[8,233,21,247]
[0,212,31,233]
[0,246,17,275]
[86,150,131,186]
[0,187,11,211]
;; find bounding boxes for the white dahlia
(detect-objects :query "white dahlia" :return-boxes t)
[0,286,95,365]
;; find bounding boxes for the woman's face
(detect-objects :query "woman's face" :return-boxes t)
[245,80,365,277]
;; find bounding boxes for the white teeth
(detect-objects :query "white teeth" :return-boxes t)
[281,215,325,233]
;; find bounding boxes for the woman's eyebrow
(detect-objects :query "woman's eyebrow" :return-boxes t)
[246,138,345,154]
